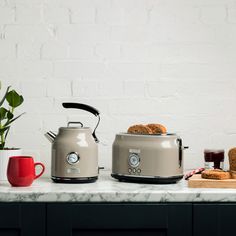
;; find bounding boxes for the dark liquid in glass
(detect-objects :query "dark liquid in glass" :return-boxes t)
[204,149,224,169]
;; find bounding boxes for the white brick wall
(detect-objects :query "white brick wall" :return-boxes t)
[0,0,236,176]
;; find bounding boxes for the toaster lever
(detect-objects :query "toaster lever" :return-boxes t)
[177,138,183,168]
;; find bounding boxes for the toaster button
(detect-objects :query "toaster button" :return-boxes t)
[128,154,140,168]
[67,152,80,165]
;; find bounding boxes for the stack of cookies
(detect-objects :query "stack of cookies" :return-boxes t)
[201,169,231,180]
[127,124,167,135]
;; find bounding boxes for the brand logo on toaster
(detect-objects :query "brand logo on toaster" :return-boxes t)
[67,168,80,174]
[129,149,140,153]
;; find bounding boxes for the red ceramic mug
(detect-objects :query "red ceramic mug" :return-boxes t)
[7,156,45,187]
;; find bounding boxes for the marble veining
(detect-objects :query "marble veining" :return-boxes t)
[0,171,236,202]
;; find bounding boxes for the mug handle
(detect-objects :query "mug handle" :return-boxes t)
[34,163,45,179]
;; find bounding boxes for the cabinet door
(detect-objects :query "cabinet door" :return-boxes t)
[47,203,192,236]
[193,203,236,236]
[0,203,45,236]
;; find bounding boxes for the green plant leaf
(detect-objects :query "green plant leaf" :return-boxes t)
[7,111,13,120]
[0,126,10,135]
[0,86,11,107]
[6,90,24,108]
[4,126,10,141]
[4,112,25,126]
[0,107,8,121]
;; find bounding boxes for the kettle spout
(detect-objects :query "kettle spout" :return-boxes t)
[44,131,57,143]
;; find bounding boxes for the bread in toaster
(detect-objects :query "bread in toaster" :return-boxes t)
[228,147,236,171]
[146,124,167,134]
[127,124,153,135]
[201,169,231,180]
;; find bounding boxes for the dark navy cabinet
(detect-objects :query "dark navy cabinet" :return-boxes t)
[0,203,45,236]
[47,203,192,236]
[193,203,236,236]
[1,202,236,236]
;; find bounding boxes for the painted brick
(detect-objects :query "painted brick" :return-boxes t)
[57,25,110,43]
[123,81,146,97]
[54,62,106,78]
[0,61,52,77]
[124,8,148,25]
[46,79,72,97]
[69,43,95,60]
[121,44,149,62]
[5,25,54,43]
[95,43,121,60]
[20,80,47,98]
[21,97,54,115]
[16,5,42,24]
[149,6,199,25]
[149,24,216,43]
[97,80,124,97]
[0,7,15,24]
[111,26,150,43]
[72,80,99,98]
[70,7,95,24]
[227,7,236,23]
[109,98,161,115]
[41,41,68,59]
[13,114,43,132]
[111,0,154,10]
[6,0,43,7]
[0,61,18,77]
[0,42,16,59]
[43,0,112,9]
[96,6,125,25]
[161,63,236,78]
[16,61,53,78]
[149,43,236,64]
[7,132,46,149]
[17,42,41,60]
[147,80,236,100]
[200,6,227,24]
[43,6,69,24]
[42,114,67,132]
[105,63,161,79]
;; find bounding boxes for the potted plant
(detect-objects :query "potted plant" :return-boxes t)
[0,83,24,180]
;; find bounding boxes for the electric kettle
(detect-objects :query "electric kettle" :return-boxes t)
[45,103,100,183]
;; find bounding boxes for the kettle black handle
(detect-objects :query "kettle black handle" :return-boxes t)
[62,103,100,143]
[62,103,100,116]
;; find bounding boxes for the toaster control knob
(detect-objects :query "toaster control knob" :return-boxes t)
[128,154,140,168]
[67,152,80,165]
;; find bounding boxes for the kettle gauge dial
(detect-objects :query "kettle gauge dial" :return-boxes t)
[67,152,80,165]
[128,153,140,168]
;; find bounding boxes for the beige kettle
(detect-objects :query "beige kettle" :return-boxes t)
[45,103,100,183]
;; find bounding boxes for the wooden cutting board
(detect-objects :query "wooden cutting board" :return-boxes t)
[188,174,236,188]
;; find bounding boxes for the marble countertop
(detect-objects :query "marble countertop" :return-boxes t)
[1,171,236,202]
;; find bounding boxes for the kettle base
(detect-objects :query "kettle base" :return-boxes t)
[51,176,98,183]
[111,174,183,184]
